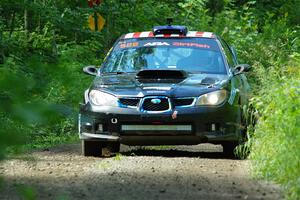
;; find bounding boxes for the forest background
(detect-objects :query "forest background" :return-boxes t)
[0,0,299,199]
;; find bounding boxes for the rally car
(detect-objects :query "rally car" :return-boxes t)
[79,24,251,157]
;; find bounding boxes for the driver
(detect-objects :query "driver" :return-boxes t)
[177,49,211,71]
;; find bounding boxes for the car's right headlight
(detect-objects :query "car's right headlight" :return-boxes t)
[89,90,118,106]
[196,90,228,106]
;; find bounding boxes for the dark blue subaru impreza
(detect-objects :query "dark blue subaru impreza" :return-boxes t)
[79,25,251,157]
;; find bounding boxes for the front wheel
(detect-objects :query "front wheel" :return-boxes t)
[222,142,238,158]
[82,140,120,157]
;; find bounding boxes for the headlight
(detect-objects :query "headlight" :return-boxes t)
[89,90,118,106]
[196,90,228,106]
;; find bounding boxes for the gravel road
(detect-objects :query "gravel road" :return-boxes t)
[0,143,282,200]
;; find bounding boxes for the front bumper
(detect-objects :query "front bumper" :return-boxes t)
[79,102,242,145]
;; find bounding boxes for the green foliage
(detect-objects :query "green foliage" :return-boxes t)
[0,66,31,159]
[195,2,300,198]
[178,0,211,30]
[250,70,300,199]
[226,12,300,198]
[0,1,300,199]
[114,153,123,161]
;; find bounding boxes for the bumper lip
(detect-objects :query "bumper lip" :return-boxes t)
[80,132,120,141]
[79,131,237,143]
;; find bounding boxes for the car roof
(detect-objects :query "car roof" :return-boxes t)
[121,31,215,39]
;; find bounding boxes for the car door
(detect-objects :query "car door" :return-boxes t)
[219,38,248,105]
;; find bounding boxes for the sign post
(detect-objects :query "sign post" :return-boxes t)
[88,0,101,7]
[94,12,98,31]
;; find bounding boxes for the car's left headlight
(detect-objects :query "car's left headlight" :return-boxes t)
[89,90,118,106]
[196,90,228,106]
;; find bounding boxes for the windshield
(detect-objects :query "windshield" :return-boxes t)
[102,38,226,74]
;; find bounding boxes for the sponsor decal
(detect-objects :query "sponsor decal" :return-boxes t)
[146,91,166,94]
[144,42,170,46]
[172,42,210,49]
[119,42,139,49]
[172,110,178,119]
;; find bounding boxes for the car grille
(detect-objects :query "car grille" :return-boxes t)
[174,98,195,107]
[142,97,170,112]
[120,97,194,110]
[119,98,140,107]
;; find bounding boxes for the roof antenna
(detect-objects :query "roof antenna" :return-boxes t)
[167,18,173,26]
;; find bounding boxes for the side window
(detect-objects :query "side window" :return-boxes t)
[219,39,237,68]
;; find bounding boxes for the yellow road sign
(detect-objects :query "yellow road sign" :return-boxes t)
[88,13,105,31]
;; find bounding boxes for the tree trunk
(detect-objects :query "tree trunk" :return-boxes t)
[0,31,4,64]
[24,0,29,37]
[52,31,58,59]
[9,11,16,38]
[24,0,33,37]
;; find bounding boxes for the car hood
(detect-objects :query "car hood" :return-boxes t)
[91,73,230,97]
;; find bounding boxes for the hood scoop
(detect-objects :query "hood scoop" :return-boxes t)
[200,77,217,85]
[136,70,188,83]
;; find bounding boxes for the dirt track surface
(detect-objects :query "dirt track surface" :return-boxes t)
[0,143,282,200]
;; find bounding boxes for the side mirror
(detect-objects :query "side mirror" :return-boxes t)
[233,64,251,76]
[83,66,98,76]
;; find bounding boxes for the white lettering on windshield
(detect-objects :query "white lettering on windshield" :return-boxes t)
[144,42,170,46]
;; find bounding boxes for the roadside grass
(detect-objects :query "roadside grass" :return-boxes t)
[6,132,78,157]
[218,16,300,199]
[114,153,123,161]
[250,75,300,200]
[235,143,251,160]
[28,133,78,150]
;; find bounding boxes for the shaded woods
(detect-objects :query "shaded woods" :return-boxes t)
[0,0,299,199]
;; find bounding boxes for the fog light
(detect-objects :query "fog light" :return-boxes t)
[97,124,103,132]
[211,124,216,131]
[83,122,93,132]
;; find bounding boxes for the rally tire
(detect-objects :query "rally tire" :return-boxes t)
[82,140,120,157]
[101,142,120,157]
[222,142,238,158]
[82,140,103,157]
